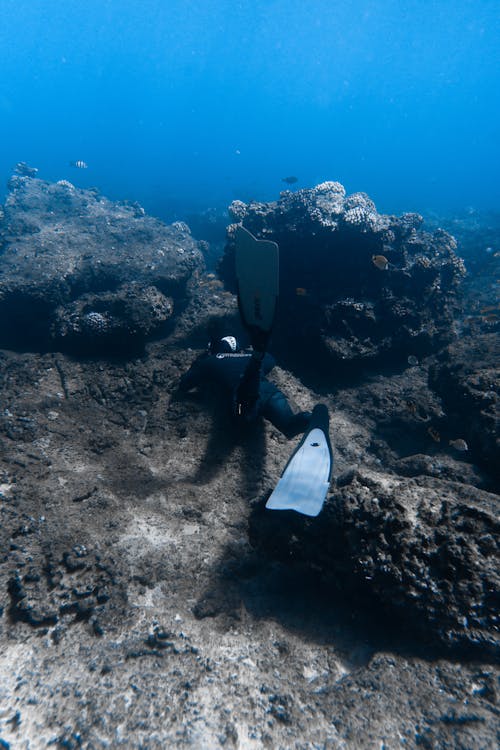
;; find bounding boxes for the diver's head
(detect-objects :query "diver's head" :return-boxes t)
[209,335,239,354]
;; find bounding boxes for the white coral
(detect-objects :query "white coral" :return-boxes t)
[229,200,248,221]
[343,206,379,230]
[344,192,377,213]
[344,206,368,225]
[83,312,108,333]
[315,181,346,197]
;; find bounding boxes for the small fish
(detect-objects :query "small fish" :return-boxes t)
[295,287,308,297]
[449,438,468,452]
[70,160,88,169]
[427,426,441,443]
[480,305,499,314]
[407,355,419,366]
[372,254,389,271]
[282,176,298,184]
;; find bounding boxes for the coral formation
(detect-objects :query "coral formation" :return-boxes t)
[219,183,465,372]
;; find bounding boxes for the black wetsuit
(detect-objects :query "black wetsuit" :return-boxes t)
[179,351,311,439]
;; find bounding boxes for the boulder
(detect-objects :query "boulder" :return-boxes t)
[249,469,499,655]
[0,174,205,352]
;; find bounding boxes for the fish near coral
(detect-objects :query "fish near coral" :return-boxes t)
[449,438,468,452]
[70,160,88,169]
[282,176,298,184]
[372,254,389,271]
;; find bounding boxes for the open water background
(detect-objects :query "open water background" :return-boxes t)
[1,0,499,222]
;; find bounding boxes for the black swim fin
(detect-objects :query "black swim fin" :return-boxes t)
[234,225,279,415]
[234,225,279,353]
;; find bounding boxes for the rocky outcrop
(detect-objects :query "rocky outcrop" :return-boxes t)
[429,334,499,481]
[219,182,466,373]
[0,174,205,353]
[250,469,499,656]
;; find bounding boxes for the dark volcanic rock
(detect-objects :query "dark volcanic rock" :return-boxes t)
[219,182,465,373]
[50,282,174,355]
[0,175,204,352]
[250,469,499,655]
[429,334,499,482]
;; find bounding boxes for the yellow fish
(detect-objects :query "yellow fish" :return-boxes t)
[372,254,389,271]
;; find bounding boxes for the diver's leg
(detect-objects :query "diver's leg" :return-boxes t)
[259,382,311,439]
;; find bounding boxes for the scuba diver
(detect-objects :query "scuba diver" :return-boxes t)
[178,225,333,517]
[179,334,312,439]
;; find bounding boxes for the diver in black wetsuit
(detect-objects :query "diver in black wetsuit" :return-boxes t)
[179,335,312,439]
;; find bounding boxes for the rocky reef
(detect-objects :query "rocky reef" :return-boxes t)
[0,173,498,749]
[0,174,205,353]
[249,468,499,656]
[219,182,466,372]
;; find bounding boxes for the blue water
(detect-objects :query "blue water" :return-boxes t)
[1,0,498,221]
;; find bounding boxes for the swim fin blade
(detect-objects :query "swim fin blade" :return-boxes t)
[234,225,279,350]
[266,404,332,517]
